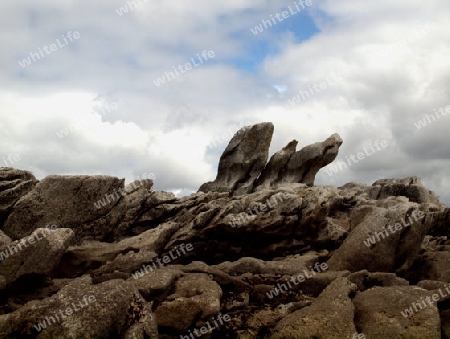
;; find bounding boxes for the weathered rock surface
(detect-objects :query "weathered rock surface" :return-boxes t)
[0,123,448,338]
[0,276,156,338]
[199,124,343,195]
[369,176,440,204]
[254,140,298,191]
[0,168,37,224]
[56,221,180,278]
[3,175,125,240]
[353,286,441,338]
[406,248,450,284]
[1,173,164,242]
[0,227,74,286]
[260,133,343,189]
[327,202,433,273]
[216,252,319,276]
[0,230,11,247]
[272,277,358,339]
[154,273,223,332]
[199,122,274,195]
[130,267,183,301]
[347,270,409,291]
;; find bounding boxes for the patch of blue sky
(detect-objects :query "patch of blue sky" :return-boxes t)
[226,9,320,73]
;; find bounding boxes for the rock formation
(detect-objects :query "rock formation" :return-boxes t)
[254,133,343,190]
[198,122,274,195]
[0,123,449,338]
[253,139,298,191]
[199,123,343,195]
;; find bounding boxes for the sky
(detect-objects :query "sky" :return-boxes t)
[1,0,449,205]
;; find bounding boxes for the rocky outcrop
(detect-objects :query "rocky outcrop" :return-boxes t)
[0,123,448,338]
[253,140,298,191]
[256,133,343,190]
[198,122,274,195]
[283,133,343,186]
[1,174,174,242]
[199,124,343,195]
[369,176,440,204]
[3,175,125,240]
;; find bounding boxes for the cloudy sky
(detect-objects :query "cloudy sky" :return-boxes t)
[1,0,449,204]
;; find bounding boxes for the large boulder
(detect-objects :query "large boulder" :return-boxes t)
[154,273,223,332]
[101,186,170,240]
[2,175,155,242]
[327,202,431,274]
[2,175,123,240]
[0,227,74,286]
[347,270,409,291]
[198,122,274,195]
[0,276,156,338]
[353,286,441,338]
[368,176,440,204]
[163,184,360,264]
[272,277,358,339]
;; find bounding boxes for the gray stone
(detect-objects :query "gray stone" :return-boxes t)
[272,277,358,339]
[327,204,431,273]
[281,133,343,186]
[254,134,343,190]
[58,222,180,279]
[0,276,150,338]
[198,122,274,195]
[253,140,298,191]
[0,167,37,225]
[3,175,125,240]
[154,273,223,332]
[369,176,440,204]
[353,286,441,338]
[0,228,74,286]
